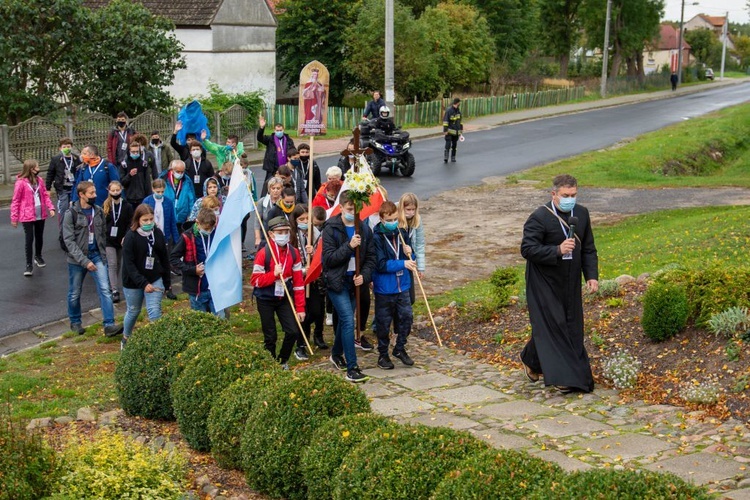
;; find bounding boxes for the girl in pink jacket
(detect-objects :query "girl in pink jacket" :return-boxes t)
[10,160,56,276]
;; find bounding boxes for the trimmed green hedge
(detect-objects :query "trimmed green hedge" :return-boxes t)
[171,336,279,451]
[432,448,565,499]
[333,424,489,500]
[207,371,290,470]
[301,413,398,500]
[548,469,711,499]
[641,281,688,341]
[114,310,227,420]
[241,370,371,500]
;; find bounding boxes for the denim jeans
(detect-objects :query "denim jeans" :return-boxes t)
[374,290,413,355]
[57,190,71,227]
[105,247,122,292]
[328,280,358,370]
[188,291,226,319]
[67,253,115,326]
[123,278,164,338]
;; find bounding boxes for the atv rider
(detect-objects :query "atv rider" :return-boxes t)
[372,106,396,136]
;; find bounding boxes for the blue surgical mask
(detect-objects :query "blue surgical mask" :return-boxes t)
[130,153,140,160]
[154,193,164,200]
[199,228,212,236]
[558,197,576,212]
[290,159,301,168]
[275,131,284,138]
[298,223,308,231]
[343,212,355,222]
[383,220,399,231]
[173,172,184,180]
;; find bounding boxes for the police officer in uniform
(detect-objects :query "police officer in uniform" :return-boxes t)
[442,98,463,163]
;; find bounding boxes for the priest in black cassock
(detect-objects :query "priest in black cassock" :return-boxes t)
[520,174,598,394]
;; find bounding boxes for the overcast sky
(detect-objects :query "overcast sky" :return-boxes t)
[662,0,749,25]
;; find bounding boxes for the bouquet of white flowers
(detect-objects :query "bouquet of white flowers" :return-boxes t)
[343,158,380,213]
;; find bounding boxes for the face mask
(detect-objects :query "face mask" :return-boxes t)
[343,212,355,222]
[151,140,160,146]
[110,193,121,200]
[299,155,309,161]
[191,150,201,158]
[274,131,284,138]
[61,147,71,155]
[117,121,126,128]
[85,156,100,167]
[298,223,308,231]
[290,159,301,168]
[141,223,154,232]
[283,201,294,209]
[86,195,97,205]
[173,172,184,180]
[383,220,399,231]
[274,233,290,246]
[154,193,164,200]
[130,153,140,160]
[558,196,576,212]
[199,228,212,236]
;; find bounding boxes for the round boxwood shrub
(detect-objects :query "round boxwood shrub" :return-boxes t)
[171,335,279,451]
[641,281,688,341]
[207,370,290,470]
[432,448,565,500]
[549,469,711,499]
[241,370,371,500]
[332,424,489,500]
[301,413,399,500]
[114,309,227,420]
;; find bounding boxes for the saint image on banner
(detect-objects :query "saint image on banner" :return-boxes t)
[298,61,329,137]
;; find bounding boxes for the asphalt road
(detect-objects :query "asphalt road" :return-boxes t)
[0,84,748,338]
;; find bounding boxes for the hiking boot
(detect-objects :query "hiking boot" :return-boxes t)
[294,346,309,361]
[104,324,124,338]
[314,334,329,349]
[354,335,373,351]
[346,366,370,383]
[24,264,33,277]
[71,323,85,335]
[393,349,414,366]
[378,354,394,370]
[34,256,46,268]
[330,354,347,371]
[451,154,456,163]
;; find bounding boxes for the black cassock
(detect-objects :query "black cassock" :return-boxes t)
[520,202,598,392]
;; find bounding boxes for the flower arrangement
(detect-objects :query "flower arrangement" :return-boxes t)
[344,157,380,213]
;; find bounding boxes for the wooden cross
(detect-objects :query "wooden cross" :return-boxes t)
[340,126,373,166]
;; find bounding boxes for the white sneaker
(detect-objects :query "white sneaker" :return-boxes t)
[326,313,333,326]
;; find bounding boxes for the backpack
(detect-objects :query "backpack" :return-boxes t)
[59,206,80,253]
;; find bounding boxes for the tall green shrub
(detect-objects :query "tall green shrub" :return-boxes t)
[171,336,279,451]
[114,310,227,420]
[490,266,519,307]
[685,266,750,326]
[641,281,689,341]
[241,370,371,500]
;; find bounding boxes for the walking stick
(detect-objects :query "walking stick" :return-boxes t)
[253,204,314,356]
[397,231,443,347]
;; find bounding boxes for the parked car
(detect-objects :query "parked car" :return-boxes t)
[705,68,715,80]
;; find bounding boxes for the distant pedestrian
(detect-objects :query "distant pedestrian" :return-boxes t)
[143,178,180,300]
[119,139,157,209]
[121,203,170,349]
[45,137,81,225]
[442,98,463,163]
[10,160,56,276]
[148,130,174,177]
[160,160,196,231]
[103,181,134,304]
[670,72,678,91]
[397,192,426,305]
[107,112,136,165]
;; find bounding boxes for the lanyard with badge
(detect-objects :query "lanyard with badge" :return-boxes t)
[272,243,291,297]
[119,131,128,151]
[383,232,404,276]
[552,203,574,260]
[192,158,202,185]
[144,232,156,270]
[171,173,183,199]
[62,156,75,184]
[88,159,103,179]
[110,202,122,237]
[87,212,95,245]
[31,183,41,208]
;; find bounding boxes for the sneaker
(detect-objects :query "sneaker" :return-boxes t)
[104,324,124,338]
[165,290,178,300]
[393,349,414,366]
[71,323,85,335]
[354,335,374,351]
[111,291,120,304]
[325,313,333,326]
[294,346,309,361]
[329,354,347,371]
[34,256,46,268]
[377,354,394,370]
[346,366,370,383]
[24,264,33,277]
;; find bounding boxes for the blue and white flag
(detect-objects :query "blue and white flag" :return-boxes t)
[205,159,253,311]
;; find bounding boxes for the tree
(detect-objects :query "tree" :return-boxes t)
[419,1,495,90]
[539,0,583,77]
[400,0,440,17]
[275,0,357,105]
[684,28,721,66]
[69,0,185,116]
[734,35,750,69]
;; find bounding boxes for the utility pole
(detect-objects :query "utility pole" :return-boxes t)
[719,11,728,81]
[600,0,612,97]
[384,0,395,109]
[677,0,686,85]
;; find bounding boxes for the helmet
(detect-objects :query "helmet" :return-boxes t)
[379,106,390,119]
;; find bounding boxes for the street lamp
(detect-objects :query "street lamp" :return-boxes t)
[677,1,699,85]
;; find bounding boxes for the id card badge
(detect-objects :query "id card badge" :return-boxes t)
[110,226,118,237]
[34,193,41,207]
[274,279,285,297]
[88,231,94,245]
[145,256,155,270]
[347,256,356,272]
[562,252,573,260]
[396,270,404,277]
[194,175,200,184]
[121,142,127,151]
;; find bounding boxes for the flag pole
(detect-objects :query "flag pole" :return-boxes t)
[253,204,314,356]
[306,135,315,298]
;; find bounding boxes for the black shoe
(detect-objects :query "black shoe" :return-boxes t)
[165,290,178,300]
[378,354,394,370]
[346,366,370,383]
[294,346,309,361]
[111,291,120,304]
[330,354,347,371]
[24,264,33,277]
[71,323,85,335]
[34,256,46,268]
[451,156,456,163]
[393,349,414,366]
[443,152,449,163]
[354,335,374,351]
[104,324,123,338]
[314,334,329,349]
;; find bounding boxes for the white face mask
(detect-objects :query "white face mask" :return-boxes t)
[274,233,290,246]
[191,150,201,159]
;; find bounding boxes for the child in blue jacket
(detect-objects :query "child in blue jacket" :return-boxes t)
[372,201,418,370]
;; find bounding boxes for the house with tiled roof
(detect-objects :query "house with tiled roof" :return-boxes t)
[684,14,735,51]
[643,24,692,75]
[83,0,277,102]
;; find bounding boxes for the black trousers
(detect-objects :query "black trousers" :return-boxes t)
[22,220,45,266]
[333,284,371,335]
[444,134,458,155]
[257,298,300,363]
[298,282,325,347]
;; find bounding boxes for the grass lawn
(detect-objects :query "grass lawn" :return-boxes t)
[519,103,750,188]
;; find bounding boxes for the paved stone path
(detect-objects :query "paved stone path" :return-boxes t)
[314,337,750,499]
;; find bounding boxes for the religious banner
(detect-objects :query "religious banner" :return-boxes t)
[298,61,329,136]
